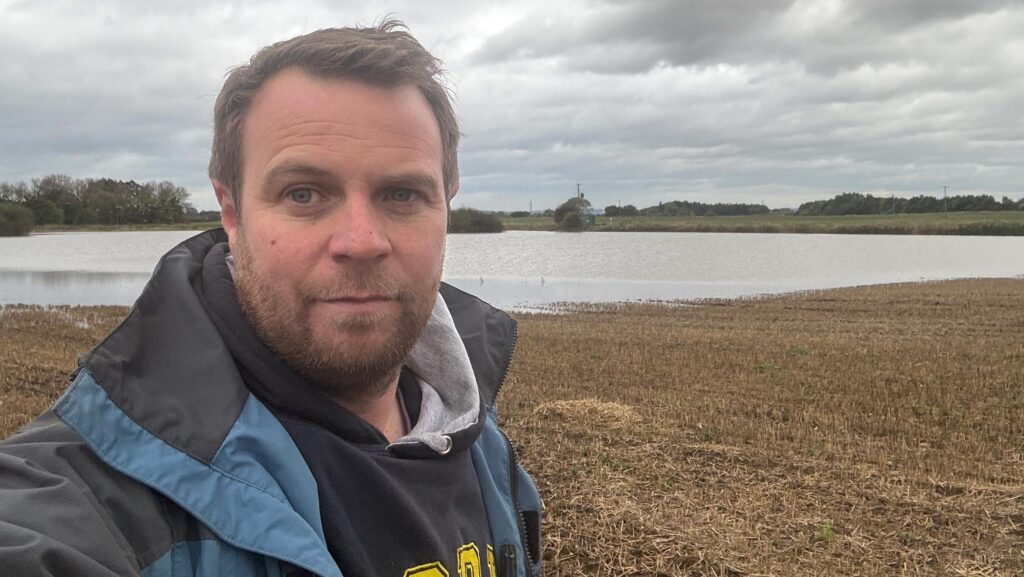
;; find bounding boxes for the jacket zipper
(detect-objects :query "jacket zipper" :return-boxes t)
[498,419,536,572]
[499,544,516,577]
[490,318,535,574]
[492,318,518,401]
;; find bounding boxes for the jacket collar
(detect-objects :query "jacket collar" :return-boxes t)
[81,228,517,465]
[58,228,517,577]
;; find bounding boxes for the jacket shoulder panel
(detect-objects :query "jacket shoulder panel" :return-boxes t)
[55,369,341,577]
[85,228,248,465]
[470,413,542,577]
[0,411,169,575]
[439,283,517,407]
[141,540,287,577]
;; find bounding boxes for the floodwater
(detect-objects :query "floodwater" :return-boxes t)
[1,230,1022,309]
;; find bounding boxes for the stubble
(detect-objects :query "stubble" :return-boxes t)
[232,231,439,404]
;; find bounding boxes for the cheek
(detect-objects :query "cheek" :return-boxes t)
[409,225,446,257]
[419,234,448,277]
[394,238,444,282]
[250,235,310,279]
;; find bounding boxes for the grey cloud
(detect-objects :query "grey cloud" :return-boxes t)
[0,0,391,208]
[472,0,792,71]
[851,0,1020,30]
[471,0,1023,75]
[450,1,1024,210]
[1,0,1021,213]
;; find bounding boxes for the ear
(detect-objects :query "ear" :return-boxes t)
[445,178,459,209]
[213,179,239,252]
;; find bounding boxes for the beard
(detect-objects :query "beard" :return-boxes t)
[232,232,439,404]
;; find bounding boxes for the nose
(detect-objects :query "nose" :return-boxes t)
[326,194,392,261]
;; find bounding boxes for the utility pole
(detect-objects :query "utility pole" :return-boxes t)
[943,186,948,212]
[892,194,896,215]
[577,183,582,199]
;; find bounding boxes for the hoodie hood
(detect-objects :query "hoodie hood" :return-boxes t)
[395,293,481,453]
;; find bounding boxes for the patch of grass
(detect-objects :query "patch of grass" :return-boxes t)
[698,424,722,443]
[498,215,557,231]
[814,520,836,542]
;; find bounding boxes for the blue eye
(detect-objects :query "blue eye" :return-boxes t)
[389,189,414,202]
[289,188,314,204]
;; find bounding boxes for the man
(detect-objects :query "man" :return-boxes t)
[0,21,541,577]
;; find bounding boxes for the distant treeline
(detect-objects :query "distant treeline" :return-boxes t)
[797,192,1024,216]
[638,200,771,217]
[504,200,771,218]
[448,207,504,233]
[0,174,206,229]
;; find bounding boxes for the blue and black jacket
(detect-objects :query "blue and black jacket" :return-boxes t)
[0,229,542,577]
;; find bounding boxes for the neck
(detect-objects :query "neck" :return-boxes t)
[335,373,407,443]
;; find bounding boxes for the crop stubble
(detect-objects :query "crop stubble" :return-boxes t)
[1,279,1022,575]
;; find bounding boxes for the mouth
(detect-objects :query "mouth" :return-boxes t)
[315,294,397,315]
[324,294,394,303]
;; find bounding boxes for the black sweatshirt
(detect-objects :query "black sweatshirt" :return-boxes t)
[199,243,495,577]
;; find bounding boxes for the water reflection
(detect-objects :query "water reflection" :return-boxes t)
[2,270,824,309]
[1,230,1023,308]
[442,277,818,309]
[0,270,151,306]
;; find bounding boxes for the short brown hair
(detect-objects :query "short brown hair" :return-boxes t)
[209,19,459,207]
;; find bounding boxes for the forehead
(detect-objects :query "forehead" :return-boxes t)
[241,68,443,181]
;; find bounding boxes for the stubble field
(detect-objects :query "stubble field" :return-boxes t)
[1,278,1022,575]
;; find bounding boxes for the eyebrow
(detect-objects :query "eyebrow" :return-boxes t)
[379,171,441,194]
[261,162,335,189]
[261,162,442,195]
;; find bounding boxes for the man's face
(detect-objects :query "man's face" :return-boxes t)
[217,68,450,401]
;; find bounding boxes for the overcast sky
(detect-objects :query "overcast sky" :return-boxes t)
[1,0,1022,211]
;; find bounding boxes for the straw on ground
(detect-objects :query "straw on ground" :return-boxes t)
[1,279,1022,576]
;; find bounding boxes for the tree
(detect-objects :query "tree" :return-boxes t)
[151,181,192,223]
[0,181,29,204]
[640,199,768,217]
[190,210,222,222]
[447,207,504,233]
[560,210,586,232]
[796,192,1019,216]
[31,174,81,223]
[553,196,591,225]
[80,182,121,224]
[76,206,100,225]
[620,204,639,217]
[1,175,196,226]
[0,203,34,236]
[25,197,64,225]
[604,205,620,217]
